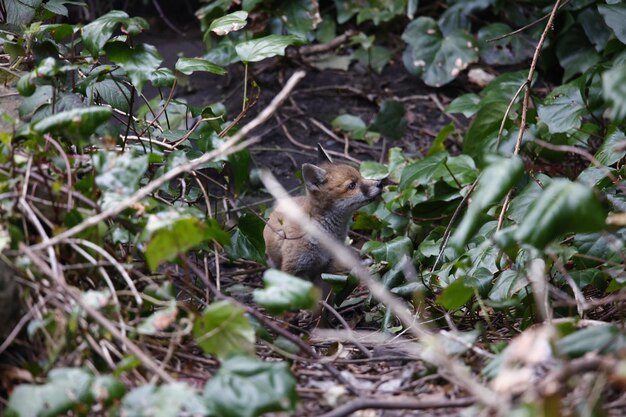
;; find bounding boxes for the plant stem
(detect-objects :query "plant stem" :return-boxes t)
[242,63,248,112]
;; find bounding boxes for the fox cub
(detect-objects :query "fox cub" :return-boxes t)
[263,145,383,281]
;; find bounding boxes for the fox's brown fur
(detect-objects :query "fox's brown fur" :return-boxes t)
[263,146,383,281]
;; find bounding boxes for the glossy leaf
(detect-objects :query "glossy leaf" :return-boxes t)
[445,93,480,118]
[209,11,248,35]
[144,211,206,271]
[253,269,319,314]
[436,278,473,310]
[477,23,533,65]
[175,57,226,76]
[602,63,626,121]
[225,214,266,264]
[193,300,255,359]
[33,106,112,139]
[93,151,148,210]
[82,11,148,57]
[204,356,297,417]
[515,179,606,248]
[6,368,124,417]
[598,3,626,45]
[594,127,626,166]
[332,114,366,135]
[537,83,585,134]
[402,17,479,87]
[365,236,412,265]
[369,100,406,140]
[360,161,389,180]
[87,79,131,112]
[103,42,162,92]
[399,152,447,190]
[449,156,524,249]
[121,383,207,417]
[488,270,526,303]
[556,27,600,82]
[556,325,626,358]
[235,35,299,63]
[5,0,42,26]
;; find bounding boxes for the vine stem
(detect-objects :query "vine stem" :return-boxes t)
[496,0,562,231]
[242,63,248,112]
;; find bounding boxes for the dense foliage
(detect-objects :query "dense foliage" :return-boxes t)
[1,0,626,416]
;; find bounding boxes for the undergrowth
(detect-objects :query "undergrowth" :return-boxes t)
[1,0,626,416]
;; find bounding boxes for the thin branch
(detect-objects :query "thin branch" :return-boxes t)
[316,397,475,417]
[20,243,175,383]
[31,70,306,251]
[497,0,563,229]
[259,171,504,412]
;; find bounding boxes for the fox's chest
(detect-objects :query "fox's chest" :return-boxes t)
[295,239,333,277]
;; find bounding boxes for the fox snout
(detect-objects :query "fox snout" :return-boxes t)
[362,178,384,201]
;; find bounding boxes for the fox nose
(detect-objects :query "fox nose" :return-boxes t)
[376,178,390,188]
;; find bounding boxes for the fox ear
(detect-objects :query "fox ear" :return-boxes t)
[302,163,327,191]
[317,144,333,164]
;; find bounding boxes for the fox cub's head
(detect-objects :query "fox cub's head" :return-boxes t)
[302,145,383,214]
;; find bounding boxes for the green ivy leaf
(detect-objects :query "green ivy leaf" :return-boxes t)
[253,269,319,314]
[225,214,266,263]
[427,122,454,156]
[369,100,406,140]
[86,79,131,112]
[514,179,606,248]
[209,11,248,35]
[449,156,524,249]
[6,368,124,417]
[602,63,626,121]
[445,93,480,117]
[399,152,447,190]
[477,23,533,65]
[437,0,492,35]
[144,212,208,271]
[93,151,148,210]
[5,0,41,26]
[235,35,300,63]
[150,68,177,87]
[103,42,162,92]
[436,278,474,311]
[121,383,207,417]
[598,3,626,45]
[353,45,391,74]
[332,114,367,138]
[365,236,412,265]
[556,325,626,358]
[537,83,586,134]
[508,174,552,224]
[204,356,297,417]
[175,57,226,76]
[464,98,509,156]
[402,17,479,87]
[321,273,360,306]
[594,127,626,166]
[556,27,601,82]
[82,11,148,57]
[33,106,112,140]
[488,270,526,303]
[194,300,255,359]
[578,7,610,52]
[360,161,389,180]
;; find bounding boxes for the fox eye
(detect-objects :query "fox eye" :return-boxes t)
[347,181,357,190]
